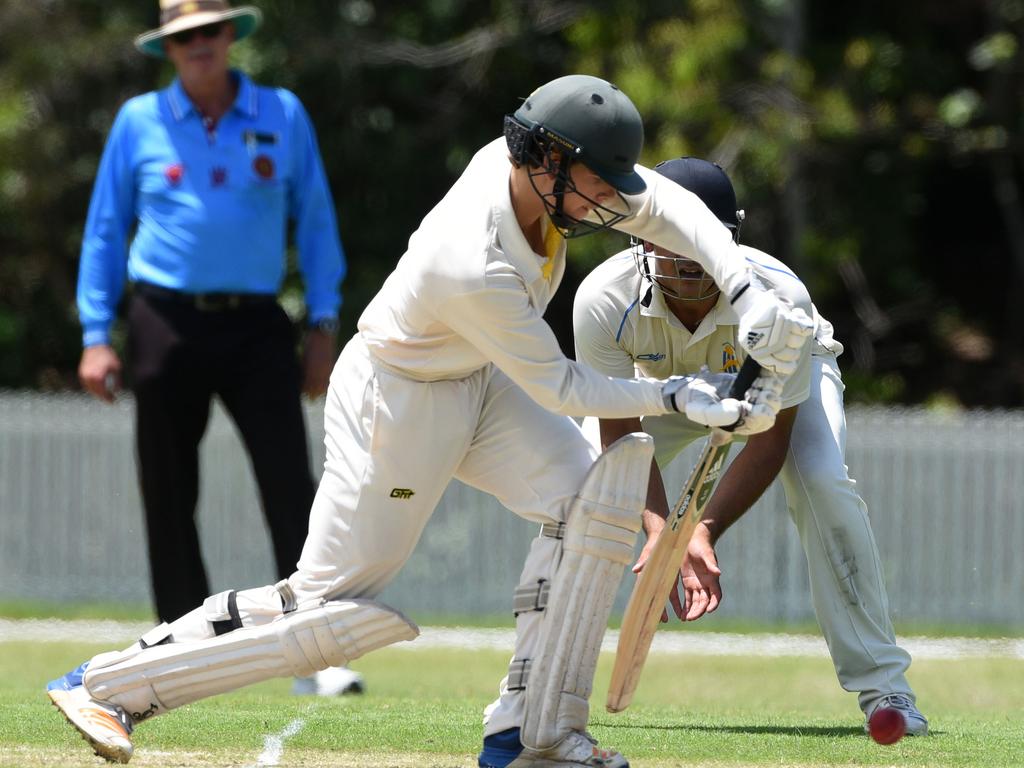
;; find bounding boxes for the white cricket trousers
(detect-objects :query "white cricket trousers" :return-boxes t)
[290,335,599,733]
[629,354,914,712]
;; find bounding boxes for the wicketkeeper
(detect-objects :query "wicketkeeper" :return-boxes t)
[573,157,927,736]
[47,77,812,767]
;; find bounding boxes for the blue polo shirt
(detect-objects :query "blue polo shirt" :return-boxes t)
[77,71,346,346]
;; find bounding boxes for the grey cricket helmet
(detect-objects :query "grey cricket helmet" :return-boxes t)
[507,75,646,195]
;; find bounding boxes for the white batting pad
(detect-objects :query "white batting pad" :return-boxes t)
[84,599,418,717]
[520,432,653,751]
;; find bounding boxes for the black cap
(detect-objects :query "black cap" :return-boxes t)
[653,157,740,230]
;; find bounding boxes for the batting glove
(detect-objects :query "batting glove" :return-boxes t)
[729,373,784,436]
[732,289,813,376]
[662,374,745,428]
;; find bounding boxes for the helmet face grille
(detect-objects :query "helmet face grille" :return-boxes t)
[506,113,632,238]
[525,157,631,239]
[631,239,721,301]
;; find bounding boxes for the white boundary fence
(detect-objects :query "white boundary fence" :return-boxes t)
[1,392,1021,625]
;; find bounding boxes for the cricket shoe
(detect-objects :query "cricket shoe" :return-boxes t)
[481,728,628,768]
[291,666,365,696]
[865,694,928,736]
[479,727,524,767]
[47,665,134,764]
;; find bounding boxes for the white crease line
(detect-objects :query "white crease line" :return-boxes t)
[247,717,305,767]
[405,626,1024,660]
[2,618,1021,660]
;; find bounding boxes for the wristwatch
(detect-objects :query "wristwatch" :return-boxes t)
[311,317,339,335]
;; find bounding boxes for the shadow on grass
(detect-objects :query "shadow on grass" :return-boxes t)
[598,722,869,738]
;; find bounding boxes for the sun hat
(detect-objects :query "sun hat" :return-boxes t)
[135,0,262,58]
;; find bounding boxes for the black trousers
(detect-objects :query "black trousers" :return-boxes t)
[126,292,316,622]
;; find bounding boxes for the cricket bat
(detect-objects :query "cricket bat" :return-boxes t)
[606,356,761,713]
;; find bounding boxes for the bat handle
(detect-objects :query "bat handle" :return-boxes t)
[720,356,762,433]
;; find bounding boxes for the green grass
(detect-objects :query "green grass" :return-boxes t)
[1,635,1022,767]
[0,601,157,622]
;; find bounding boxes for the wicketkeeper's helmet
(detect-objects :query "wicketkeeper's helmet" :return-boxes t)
[652,157,744,242]
[632,157,746,302]
[504,74,645,236]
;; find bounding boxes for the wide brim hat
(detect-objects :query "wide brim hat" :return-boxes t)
[135,1,262,58]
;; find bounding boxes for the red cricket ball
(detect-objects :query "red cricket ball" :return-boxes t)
[868,706,906,745]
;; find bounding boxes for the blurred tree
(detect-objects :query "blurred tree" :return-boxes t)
[559,0,1023,406]
[0,0,1020,406]
[0,1,155,388]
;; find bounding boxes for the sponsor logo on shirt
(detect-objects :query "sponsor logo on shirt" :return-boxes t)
[390,488,415,499]
[636,352,666,361]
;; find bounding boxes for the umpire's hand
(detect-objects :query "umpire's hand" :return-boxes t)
[79,344,122,403]
[302,328,336,399]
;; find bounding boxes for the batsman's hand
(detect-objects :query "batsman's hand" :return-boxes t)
[79,344,122,404]
[733,289,813,376]
[680,523,723,621]
[662,373,745,427]
[729,373,784,436]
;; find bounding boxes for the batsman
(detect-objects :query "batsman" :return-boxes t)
[47,77,812,767]
[573,157,928,736]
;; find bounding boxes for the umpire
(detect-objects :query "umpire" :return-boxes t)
[75,0,346,623]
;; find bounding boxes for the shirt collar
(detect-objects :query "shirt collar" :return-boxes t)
[640,277,735,343]
[493,156,544,284]
[166,70,259,122]
[638,277,669,319]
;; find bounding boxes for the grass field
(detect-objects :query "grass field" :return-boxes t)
[2,627,1023,768]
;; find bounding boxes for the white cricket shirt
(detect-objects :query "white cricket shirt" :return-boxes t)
[573,246,843,410]
[358,138,771,419]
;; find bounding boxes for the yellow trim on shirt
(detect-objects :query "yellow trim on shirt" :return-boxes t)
[541,217,563,281]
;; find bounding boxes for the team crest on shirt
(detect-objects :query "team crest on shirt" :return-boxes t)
[164,163,184,186]
[253,154,275,180]
[721,343,740,373]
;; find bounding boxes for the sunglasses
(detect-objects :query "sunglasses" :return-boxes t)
[168,22,225,45]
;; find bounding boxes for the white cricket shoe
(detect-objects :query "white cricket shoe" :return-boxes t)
[291,666,365,696]
[508,731,628,767]
[48,686,134,763]
[865,693,929,736]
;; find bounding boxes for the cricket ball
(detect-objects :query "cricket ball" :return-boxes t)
[868,706,906,745]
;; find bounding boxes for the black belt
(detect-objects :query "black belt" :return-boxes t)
[133,281,277,312]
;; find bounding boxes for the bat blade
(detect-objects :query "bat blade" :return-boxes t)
[606,356,761,713]
[605,436,732,713]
